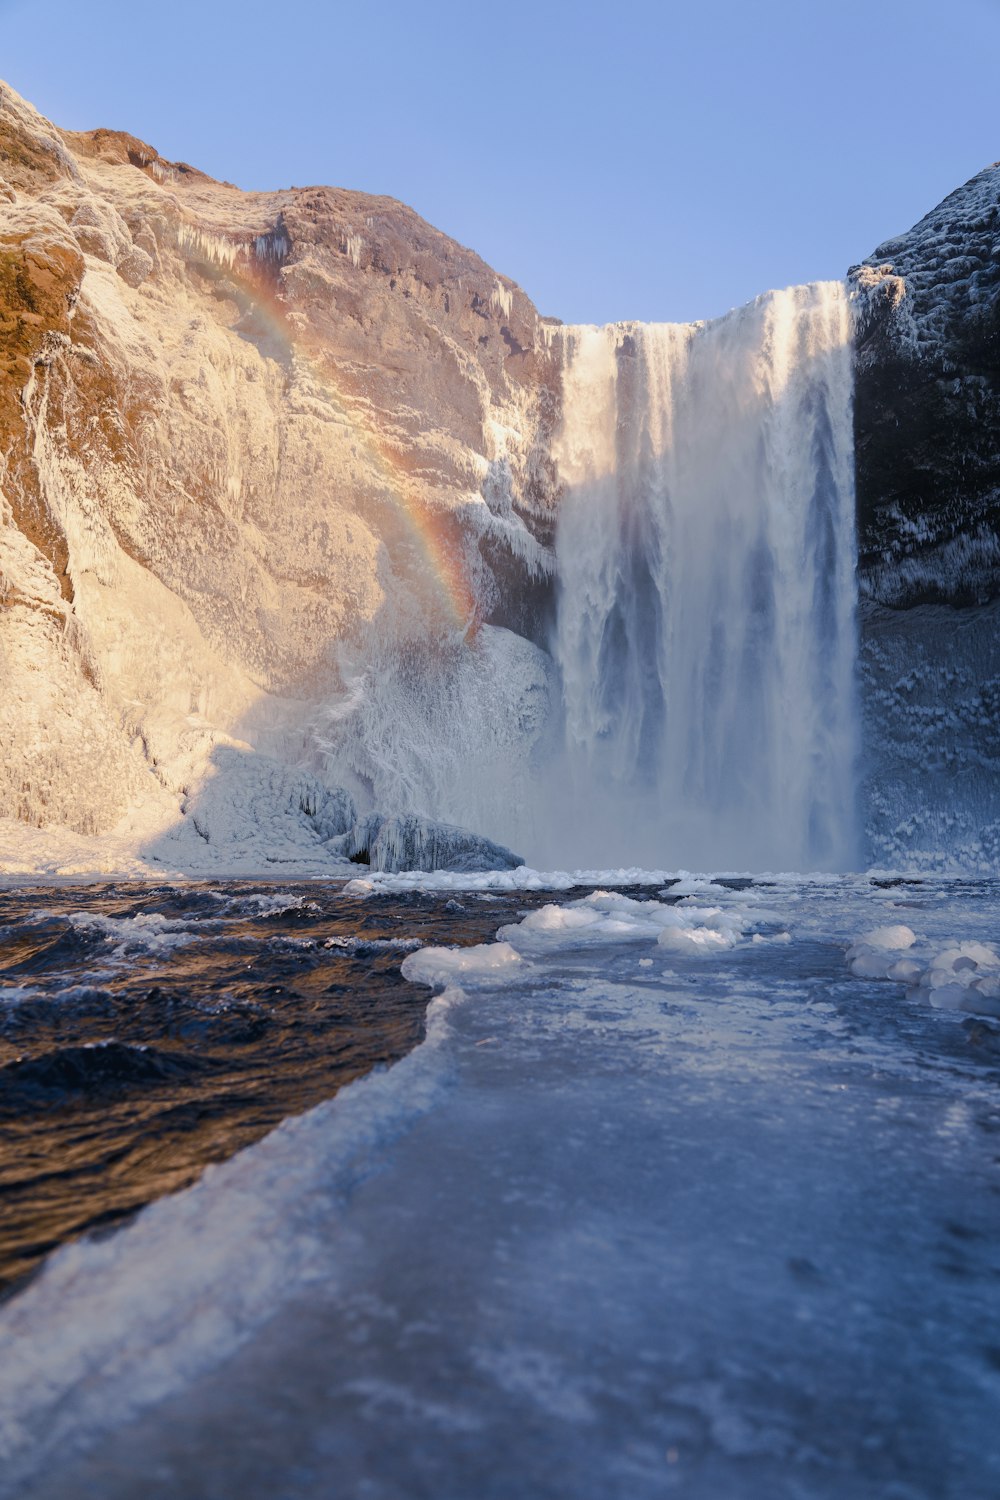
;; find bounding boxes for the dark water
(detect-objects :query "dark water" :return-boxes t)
[0,880,584,1295]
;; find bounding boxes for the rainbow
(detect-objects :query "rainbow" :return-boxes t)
[178,217,479,634]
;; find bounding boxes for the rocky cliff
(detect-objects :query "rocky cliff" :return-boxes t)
[851,163,1000,608]
[0,83,559,872]
[850,166,1000,870]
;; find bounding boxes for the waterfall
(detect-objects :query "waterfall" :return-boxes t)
[546,282,859,872]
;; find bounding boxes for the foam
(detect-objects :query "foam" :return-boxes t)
[0,985,37,1006]
[66,911,222,958]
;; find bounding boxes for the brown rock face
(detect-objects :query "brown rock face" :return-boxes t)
[0,228,83,599]
[0,82,562,844]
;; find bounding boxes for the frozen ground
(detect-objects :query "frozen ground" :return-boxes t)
[2,874,999,1499]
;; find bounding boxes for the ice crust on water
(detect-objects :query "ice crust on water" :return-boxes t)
[0,980,468,1495]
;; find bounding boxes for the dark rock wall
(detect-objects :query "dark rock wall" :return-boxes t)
[851,165,1000,868]
[851,163,1000,607]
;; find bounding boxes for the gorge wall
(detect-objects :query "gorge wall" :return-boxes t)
[2,80,998,874]
[0,83,560,872]
[851,162,1000,870]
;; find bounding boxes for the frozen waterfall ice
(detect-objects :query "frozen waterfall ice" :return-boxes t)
[546,282,859,872]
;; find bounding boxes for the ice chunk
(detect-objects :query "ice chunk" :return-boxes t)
[845,925,1000,1018]
[846,925,917,978]
[403,890,761,993]
[499,890,758,957]
[401,941,525,988]
[886,956,924,984]
[858,924,917,950]
[658,924,734,955]
[915,942,1000,1017]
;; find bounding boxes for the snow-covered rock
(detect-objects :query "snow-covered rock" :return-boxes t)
[850,162,1000,608]
[849,166,1000,870]
[0,80,559,870]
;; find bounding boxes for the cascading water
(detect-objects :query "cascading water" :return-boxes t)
[545,282,859,872]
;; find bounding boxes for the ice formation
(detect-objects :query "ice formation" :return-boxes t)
[338,812,522,874]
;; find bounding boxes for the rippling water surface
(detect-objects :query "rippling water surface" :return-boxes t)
[0,880,577,1293]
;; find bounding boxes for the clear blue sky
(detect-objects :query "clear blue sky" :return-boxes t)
[2,0,998,325]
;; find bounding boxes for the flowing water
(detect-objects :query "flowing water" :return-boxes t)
[547,283,858,871]
[0,880,583,1293]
